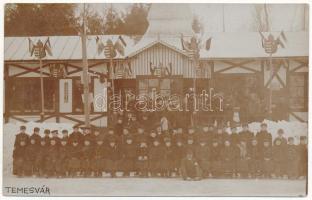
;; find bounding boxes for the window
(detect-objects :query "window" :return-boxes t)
[8,78,56,113]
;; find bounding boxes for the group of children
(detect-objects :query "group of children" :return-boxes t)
[13,123,307,180]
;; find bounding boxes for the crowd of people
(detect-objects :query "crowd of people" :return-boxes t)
[12,121,307,181]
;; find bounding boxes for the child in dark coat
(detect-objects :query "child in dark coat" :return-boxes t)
[25,138,39,176]
[149,139,165,177]
[106,139,121,177]
[261,140,273,178]
[121,135,137,177]
[210,139,221,177]
[136,141,149,177]
[194,139,211,177]
[67,140,81,177]
[172,138,185,176]
[247,137,261,178]
[272,138,287,178]
[80,139,94,177]
[236,139,249,178]
[36,139,48,177]
[220,139,236,177]
[45,139,59,177]
[298,136,307,178]
[13,140,27,177]
[286,137,299,179]
[56,138,69,177]
[162,137,175,177]
[92,136,106,177]
[256,123,272,147]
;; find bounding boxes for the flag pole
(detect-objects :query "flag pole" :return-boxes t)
[268,53,273,117]
[39,56,45,121]
[81,3,90,127]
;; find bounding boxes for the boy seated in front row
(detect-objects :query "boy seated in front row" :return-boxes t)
[181,150,202,181]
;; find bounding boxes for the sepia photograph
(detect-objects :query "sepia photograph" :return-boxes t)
[2,1,309,197]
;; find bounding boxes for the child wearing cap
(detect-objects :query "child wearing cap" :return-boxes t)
[43,129,51,146]
[239,123,253,148]
[51,130,61,147]
[14,125,29,149]
[256,123,272,147]
[69,125,83,146]
[62,130,69,141]
[30,127,41,147]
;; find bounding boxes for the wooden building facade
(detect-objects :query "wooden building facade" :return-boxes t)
[4,32,308,127]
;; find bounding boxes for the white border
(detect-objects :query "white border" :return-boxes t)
[0,1,311,200]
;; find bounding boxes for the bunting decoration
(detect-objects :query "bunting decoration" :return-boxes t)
[29,37,53,59]
[150,62,172,77]
[259,31,287,54]
[180,33,212,57]
[96,35,127,58]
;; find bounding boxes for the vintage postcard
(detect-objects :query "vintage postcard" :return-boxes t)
[2,2,308,196]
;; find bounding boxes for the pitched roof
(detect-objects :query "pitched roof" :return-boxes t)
[4,35,134,61]
[4,31,308,61]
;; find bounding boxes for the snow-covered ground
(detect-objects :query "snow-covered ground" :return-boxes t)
[3,121,308,196]
[3,176,307,196]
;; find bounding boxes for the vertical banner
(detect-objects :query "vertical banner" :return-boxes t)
[59,79,72,113]
[93,78,108,112]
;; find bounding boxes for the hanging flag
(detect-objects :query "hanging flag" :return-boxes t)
[280,31,287,42]
[96,36,105,55]
[205,37,212,50]
[180,33,191,51]
[114,35,127,56]
[28,38,35,56]
[44,37,53,56]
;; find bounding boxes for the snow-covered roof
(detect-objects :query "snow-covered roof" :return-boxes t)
[4,35,135,61]
[4,31,308,61]
[199,31,309,59]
